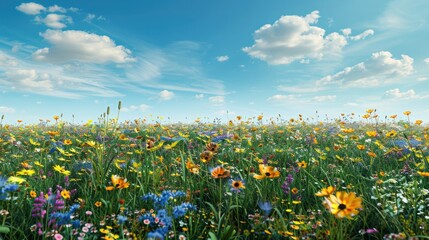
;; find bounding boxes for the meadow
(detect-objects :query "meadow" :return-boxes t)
[0,105,428,240]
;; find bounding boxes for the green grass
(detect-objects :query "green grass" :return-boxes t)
[0,109,428,239]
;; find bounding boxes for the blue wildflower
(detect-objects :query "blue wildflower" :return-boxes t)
[147,230,164,240]
[117,215,127,224]
[258,201,273,217]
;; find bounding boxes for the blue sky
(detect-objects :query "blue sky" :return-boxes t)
[1,0,429,124]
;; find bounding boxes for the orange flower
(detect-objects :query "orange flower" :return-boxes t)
[253,164,280,180]
[417,171,429,177]
[315,186,336,197]
[30,190,37,198]
[323,191,363,219]
[107,175,130,189]
[403,111,411,116]
[210,166,230,179]
[415,120,423,125]
[95,201,102,207]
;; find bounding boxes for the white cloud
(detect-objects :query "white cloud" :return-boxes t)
[277,85,321,93]
[122,104,151,112]
[312,95,336,102]
[267,94,298,101]
[385,88,416,98]
[0,106,16,114]
[33,30,134,64]
[84,14,96,22]
[16,2,46,15]
[242,11,348,65]
[195,93,204,99]
[317,51,413,87]
[417,77,428,81]
[350,29,374,40]
[0,51,18,67]
[216,55,229,62]
[35,14,72,29]
[159,90,174,100]
[48,5,66,13]
[4,69,54,91]
[341,28,352,36]
[424,58,429,64]
[209,95,225,104]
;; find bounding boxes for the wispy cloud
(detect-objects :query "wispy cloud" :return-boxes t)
[126,41,225,95]
[209,95,225,104]
[122,104,151,112]
[0,106,16,114]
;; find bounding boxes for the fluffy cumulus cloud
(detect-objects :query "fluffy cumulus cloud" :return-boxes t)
[317,51,413,87]
[0,106,16,114]
[16,2,46,15]
[385,88,416,98]
[424,58,429,64]
[35,14,72,29]
[33,30,134,63]
[209,95,225,104]
[159,90,174,100]
[243,11,347,65]
[216,55,229,62]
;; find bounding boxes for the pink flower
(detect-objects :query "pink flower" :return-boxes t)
[85,211,92,216]
[54,233,63,240]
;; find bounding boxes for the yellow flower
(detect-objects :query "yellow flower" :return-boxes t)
[63,139,72,145]
[61,189,71,199]
[415,120,423,125]
[95,201,102,207]
[253,164,280,180]
[403,111,411,116]
[7,176,26,184]
[30,190,37,198]
[315,186,336,197]
[366,131,377,137]
[16,169,36,176]
[297,161,307,168]
[323,191,363,219]
[200,151,214,163]
[53,165,71,176]
[356,145,365,150]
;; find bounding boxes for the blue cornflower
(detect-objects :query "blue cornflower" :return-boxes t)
[173,202,196,218]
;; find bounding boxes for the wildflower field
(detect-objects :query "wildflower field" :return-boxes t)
[0,106,428,240]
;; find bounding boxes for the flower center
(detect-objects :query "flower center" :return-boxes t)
[338,204,347,210]
[233,182,240,187]
[265,172,271,176]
